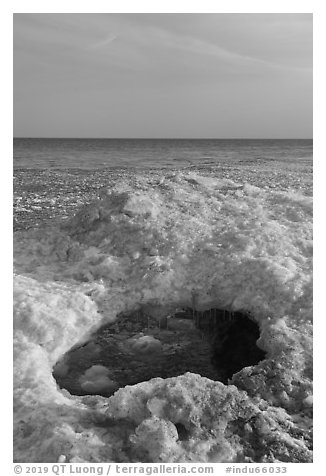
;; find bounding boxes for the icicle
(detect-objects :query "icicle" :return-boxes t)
[191,290,197,325]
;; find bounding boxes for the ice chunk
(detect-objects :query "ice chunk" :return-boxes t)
[303,395,313,407]
[129,417,179,461]
[79,365,119,394]
[123,193,160,219]
[130,335,163,354]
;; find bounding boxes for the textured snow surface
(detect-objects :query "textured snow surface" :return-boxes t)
[14,171,313,463]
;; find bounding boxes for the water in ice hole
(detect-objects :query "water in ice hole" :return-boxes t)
[53,308,266,396]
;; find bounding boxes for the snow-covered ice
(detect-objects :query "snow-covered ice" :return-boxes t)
[13,169,313,463]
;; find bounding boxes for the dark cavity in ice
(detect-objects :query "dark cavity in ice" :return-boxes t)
[175,422,189,441]
[53,307,266,396]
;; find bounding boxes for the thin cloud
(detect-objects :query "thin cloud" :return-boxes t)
[88,34,118,50]
[149,27,311,73]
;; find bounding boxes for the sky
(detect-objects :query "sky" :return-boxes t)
[13,13,313,138]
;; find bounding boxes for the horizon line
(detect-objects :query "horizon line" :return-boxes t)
[13,136,313,140]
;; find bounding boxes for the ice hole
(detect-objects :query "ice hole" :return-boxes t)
[53,307,266,396]
[175,422,189,441]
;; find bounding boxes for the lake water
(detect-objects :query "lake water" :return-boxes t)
[13,138,313,170]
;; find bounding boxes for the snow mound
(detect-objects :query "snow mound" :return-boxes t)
[13,171,313,462]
